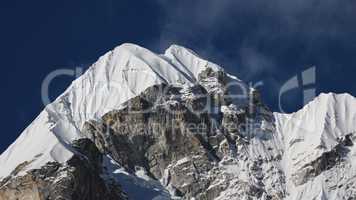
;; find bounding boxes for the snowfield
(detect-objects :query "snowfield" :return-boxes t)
[0,43,226,180]
[1,43,356,199]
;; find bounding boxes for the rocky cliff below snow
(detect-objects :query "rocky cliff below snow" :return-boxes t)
[0,44,356,200]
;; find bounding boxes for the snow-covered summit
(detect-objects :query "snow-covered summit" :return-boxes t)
[275,92,356,153]
[0,43,225,180]
[2,43,356,199]
[274,92,356,199]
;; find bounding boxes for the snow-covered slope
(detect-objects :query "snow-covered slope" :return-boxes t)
[0,43,226,179]
[275,93,356,199]
[1,43,356,200]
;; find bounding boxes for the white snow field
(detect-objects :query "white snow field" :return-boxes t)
[0,44,226,179]
[1,43,356,199]
[275,93,356,199]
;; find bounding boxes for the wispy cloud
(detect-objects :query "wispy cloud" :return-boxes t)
[154,0,356,74]
[153,0,356,110]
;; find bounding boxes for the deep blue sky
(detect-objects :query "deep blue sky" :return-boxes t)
[1,0,356,152]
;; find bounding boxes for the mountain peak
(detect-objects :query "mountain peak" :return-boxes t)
[0,43,229,180]
[2,43,356,200]
[297,92,356,116]
[165,44,200,57]
[315,92,354,101]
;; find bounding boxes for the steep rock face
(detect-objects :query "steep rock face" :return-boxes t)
[83,84,217,199]
[0,139,127,200]
[0,43,225,180]
[1,43,356,200]
[82,67,286,199]
[0,63,287,200]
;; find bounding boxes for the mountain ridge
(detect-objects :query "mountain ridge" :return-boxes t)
[0,43,226,180]
[1,43,356,199]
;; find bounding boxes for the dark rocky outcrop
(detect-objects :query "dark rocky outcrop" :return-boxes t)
[80,72,284,199]
[292,134,354,186]
[0,68,285,200]
[0,139,127,200]
[83,84,222,198]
